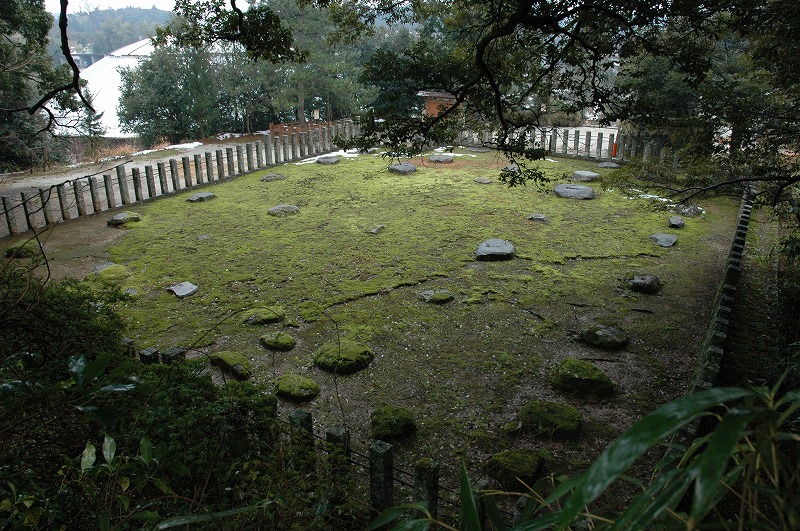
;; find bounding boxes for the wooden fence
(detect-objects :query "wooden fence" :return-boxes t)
[0,119,355,239]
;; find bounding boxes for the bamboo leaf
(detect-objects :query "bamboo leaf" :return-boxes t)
[557,387,751,528]
[459,462,481,531]
[81,442,96,471]
[155,504,271,528]
[139,436,153,465]
[102,434,116,464]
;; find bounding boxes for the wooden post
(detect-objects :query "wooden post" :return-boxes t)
[585,131,592,158]
[246,143,254,171]
[19,192,34,231]
[182,156,192,188]
[216,149,225,179]
[169,159,180,191]
[74,180,87,217]
[56,184,70,221]
[226,147,235,177]
[132,168,143,202]
[103,174,116,209]
[369,441,394,514]
[145,165,157,198]
[157,162,168,194]
[255,140,264,168]
[205,152,214,182]
[116,166,130,204]
[38,188,55,225]
[194,154,204,185]
[415,459,440,518]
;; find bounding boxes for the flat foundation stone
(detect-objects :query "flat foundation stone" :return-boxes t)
[572,170,600,182]
[389,163,417,174]
[107,211,141,226]
[475,238,515,260]
[526,213,548,222]
[317,155,340,165]
[598,162,621,168]
[554,184,595,199]
[268,204,300,216]
[168,281,198,298]
[429,154,454,163]
[474,177,493,184]
[261,173,286,182]
[650,233,678,247]
[187,192,215,202]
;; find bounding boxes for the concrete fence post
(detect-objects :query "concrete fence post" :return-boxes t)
[19,192,34,231]
[573,131,579,154]
[194,154,204,185]
[169,159,180,192]
[215,149,225,179]
[414,458,440,518]
[74,180,87,216]
[226,147,235,177]
[585,132,592,158]
[56,184,71,221]
[157,162,168,194]
[132,168,143,202]
[182,156,192,188]
[145,165,156,199]
[245,143,254,172]
[116,166,130,205]
[255,140,264,168]
[282,135,290,162]
[237,145,245,174]
[596,132,604,160]
[103,174,116,209]
[265,134,275,165]
[549,128,557,152]
[38,188,55,226]
[369,441,394,514]
[205,152,214,183]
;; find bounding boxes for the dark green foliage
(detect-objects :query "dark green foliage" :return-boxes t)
[370,405,416,441]
[519,400,582,438]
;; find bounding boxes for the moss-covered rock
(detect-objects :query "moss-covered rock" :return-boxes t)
[95,264,131,283]
[485,448,547,491]
[313,339,374,374]
[519,400,582,438]
[371,405,416,441]
[4,242,40,259]
[579,323,629,350]
[241,306,285,325]
[209,351,251,380]
[275,373,320,402]
[259,331,296,351]
[551,358,615,397]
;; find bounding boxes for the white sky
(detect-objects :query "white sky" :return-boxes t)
[44,0,178,14]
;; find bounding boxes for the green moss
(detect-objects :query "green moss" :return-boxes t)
[370,405,416,441]
[259,331,296,351]
[551,358,615,397]
[242,306,285,325]
[313,339,374,374]
[275,373,320,402]
[209,350,251,380]
[4,242,40,259]
[485,448,547,491]
[519,400,582,438]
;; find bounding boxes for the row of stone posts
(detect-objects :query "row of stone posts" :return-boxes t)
[0,120,355,238]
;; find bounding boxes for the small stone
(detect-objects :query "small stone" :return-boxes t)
[107,211,141,226]
[475,238,515,261]
[500,420,523,437]
[678,204,704,217]
[168,281,198,298]
[551,358,615,397]
[526,213,548,222]
[466,147,490,153]
[260,331,297,351]
[579,323,629,350]
[429,154,454,163]
[317,155,340,165]
[572,170,600,182]
[486,449,546,491]
[313,340,374,374]
[138,347,159,365]
[519,400,582,438]
[187,192,215,202]
[368,224,385,235]
[624,272,661,294]
[418,289,454,304]
[260,173,286,182]
[389,163,416,175]
[554,183,595,199]
[668,215,686,228]
[474,177,493,184]
[275,373,320,402]
[242,306,286,325]
[161,347,187,364]
[209,351,251,380]
[268,204,300,216]
[371,406,416,441]
[650,233,678,247]
[598,162,621,168]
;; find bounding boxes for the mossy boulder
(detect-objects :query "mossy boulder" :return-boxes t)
[371,406,416,441]
[485,448,548,491]
[623,272,662,294]
[241,306,285,325]
[275,373,320,402]
[259,331,296,351]
[313,340,374,374]
[4,243,40,259]
[551,358,615,397]
[519,400,582,438]
[209,351,251,380]
[93,263,131,284]
[579,323,629,350]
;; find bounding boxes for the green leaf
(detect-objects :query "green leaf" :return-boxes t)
[68,356,88,386]
[366,504,426,530]
[132,510,161,523]
[483,492,506,531]
[392,521,431,531]
[102,434,116,464]
[139,436,153,465]
[81,442,97,471]
[459,462,481,531]
[99,383,138,392]
[155,505,270,528]
[557,387,752,528]
[690,408,757,522]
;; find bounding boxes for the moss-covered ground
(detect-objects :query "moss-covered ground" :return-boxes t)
[3,148,740,494]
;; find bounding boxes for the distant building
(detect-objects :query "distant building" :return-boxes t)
[417,90,459,117]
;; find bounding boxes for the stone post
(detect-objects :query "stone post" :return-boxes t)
[19,192,34,231]
[255,140,263,168]
[38,188,55,225]
[585,131,592,158]
[369,441,394,514]
[415,458,440,518]
[562,130,569,155]
[157,162,168,194]
[237,145,245,174]
[169,159,180,192]
[226,147,235,177]
[265,134,275,165]
[57,183,71,220]
[596,132,604,160]
[205,152,214,182]
[573,131,579,154]
[194,154,204,185]
[132,168,143,202]
[145,165,156,198]
[246,143,254,171]
[103,174,116,209]
[282,135,290,162]
[74,180,87,216]
[182,156,192,188]
[549,129,557,152]
[215,149,225,179]
[116,166,130,205]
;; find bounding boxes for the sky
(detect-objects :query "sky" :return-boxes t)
[44,0,179,14]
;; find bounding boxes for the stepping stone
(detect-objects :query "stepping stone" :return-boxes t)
[418,289,454,304]
[624,272,661,294]
[368,224,385,235]
[475,238,515,260]
[474,177,493,184]
[554,183,595,199]
[572,170,600,182]
[268,204,299,216]
[526,213,548,222]
[168,281,198,298]
[317,155,340,165]
[389,163,416,174]
[466,147,490,153]
[668,215,686,228]
[261,173,286,182]
[107,211,141,226]
[187,192,215,202]
[650,233,677,247]
[429,154,454,163]
[579,323,629,350]
[598,162,621,168]
[678,204,704,217]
